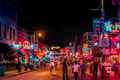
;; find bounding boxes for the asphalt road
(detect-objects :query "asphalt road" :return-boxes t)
[0,65,117,80]
[0,70,62,80]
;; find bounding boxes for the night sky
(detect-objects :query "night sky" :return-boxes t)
[18,0,116,46]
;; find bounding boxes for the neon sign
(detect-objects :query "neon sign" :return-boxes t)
[23,41,30,49]
[99,34,109,47]
[104,21,120,32]
[104,21,112,32]
[82,48,90,53]
[93,18,120,33]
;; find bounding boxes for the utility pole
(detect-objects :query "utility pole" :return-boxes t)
[90,0,105,66]
[101,0,105,17]
[90,0,105,17]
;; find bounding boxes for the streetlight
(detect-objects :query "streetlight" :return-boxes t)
[36,31,46,38]
[33,31,44,43]
[36,31,46,43]
[37,32,43,38]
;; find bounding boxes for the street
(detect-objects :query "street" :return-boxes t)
[0,0,120,80]
[0,70,62,80]
[0,64,118,80]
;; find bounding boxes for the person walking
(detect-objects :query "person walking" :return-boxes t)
[50,61,54,72]
[113,60,120,80]
[103,59,111,80]
[62,57,68,80]
[24,63,28,71]
[16,57,22,72]
[72,61,79,80]
[101,58,105,80]
[92,59,99,80]
[81,60,86,80]
[79,60,83,79]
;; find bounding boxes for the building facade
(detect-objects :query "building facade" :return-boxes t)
[17,27,31,49]
[0,0,17,45]
[0,16,17,45]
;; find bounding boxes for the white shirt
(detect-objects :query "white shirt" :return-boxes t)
[73,64,79,72]
[50,62,54,66]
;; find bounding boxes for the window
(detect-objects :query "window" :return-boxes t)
[13,29,15,40]
[0,22,1,37]
[10,27,12,40]
[4,24,7,39]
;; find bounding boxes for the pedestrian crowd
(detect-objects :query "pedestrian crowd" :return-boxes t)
[62,57,120,80]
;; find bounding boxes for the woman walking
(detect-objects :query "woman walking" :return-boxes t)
[72,61,79,80]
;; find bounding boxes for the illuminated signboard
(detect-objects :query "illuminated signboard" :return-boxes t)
[99,38,109,47]
[104,21,120,33]
[83,43,88,48]
[23,41,30,49]
[93,18,120,33]
[93,18,101,32]
[82,48,90,53]
[88,32,99,47]
[103,48,118,55]
[99,34,109,47]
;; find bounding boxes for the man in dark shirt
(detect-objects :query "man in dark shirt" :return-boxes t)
[93,60,99,80]
[62,58,68,80]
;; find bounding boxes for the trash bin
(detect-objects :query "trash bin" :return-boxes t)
[0,65,5,76]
